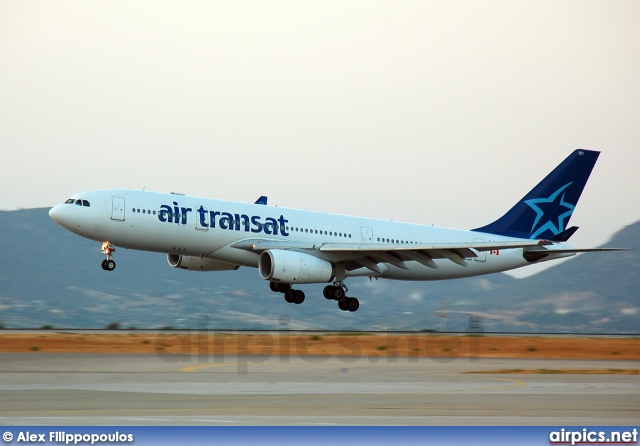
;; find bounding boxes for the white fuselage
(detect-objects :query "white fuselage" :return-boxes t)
[49,189,574,282]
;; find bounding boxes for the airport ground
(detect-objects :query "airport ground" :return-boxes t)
[0,333,638,425]
[0,332,639,360]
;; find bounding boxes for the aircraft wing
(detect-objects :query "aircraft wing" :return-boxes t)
[232,238,550,271]
[319,240,549,270]
[320,240,548,253]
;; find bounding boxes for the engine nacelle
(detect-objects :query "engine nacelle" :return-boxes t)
[167,254,239,272]
[259,250,333,284]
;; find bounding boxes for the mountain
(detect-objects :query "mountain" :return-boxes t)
[0,208,638,332]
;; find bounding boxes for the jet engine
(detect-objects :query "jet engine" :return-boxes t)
[167,254,239,271]
[259,250,333,284]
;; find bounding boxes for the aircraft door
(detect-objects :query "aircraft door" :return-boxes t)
[361,226,373,243]
[111,197,125,221]
[195,205,208,231]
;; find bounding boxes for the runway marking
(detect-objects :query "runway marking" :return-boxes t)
[480,377,527,391]
[180,363,232,373]
[180,359,312,373]
[178,362,531,395]
[440,377,528,393]
[466,368,640,375]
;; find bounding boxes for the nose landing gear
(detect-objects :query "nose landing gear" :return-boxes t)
[101,242,116,271]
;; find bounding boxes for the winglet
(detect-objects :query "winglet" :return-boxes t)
[254,196,268,205]
[472,150,599,240]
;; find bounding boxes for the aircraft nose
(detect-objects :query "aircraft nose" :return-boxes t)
[49,204,66,226]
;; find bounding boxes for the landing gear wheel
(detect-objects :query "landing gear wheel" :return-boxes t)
[284,289,294,303]
[338,299,349,311]
[270,282,292,294]
[292,290,305,304]
[324,286,345,300]
[100,241,116,272]
[346,297,359,312]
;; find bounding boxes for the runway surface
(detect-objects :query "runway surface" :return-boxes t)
[0,353,638,425]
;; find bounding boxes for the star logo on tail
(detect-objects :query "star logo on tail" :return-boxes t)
[524,182,575,239]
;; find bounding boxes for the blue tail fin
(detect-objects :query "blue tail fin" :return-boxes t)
[472,149,600,240]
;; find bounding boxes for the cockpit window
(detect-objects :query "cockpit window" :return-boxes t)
[67,198,90,207]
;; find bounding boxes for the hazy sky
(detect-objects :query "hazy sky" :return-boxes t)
[1,1,639,273]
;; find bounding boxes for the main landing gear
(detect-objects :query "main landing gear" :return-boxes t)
[100,242,116,271]
[323,283,359,312]
[269,281,305,305]
[268,281,359,312]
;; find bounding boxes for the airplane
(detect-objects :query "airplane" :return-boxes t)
[49,149,623,312]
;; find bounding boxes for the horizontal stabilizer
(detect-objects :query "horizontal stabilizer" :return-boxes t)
[523,246,629,262]
[528,247,629,254]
